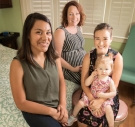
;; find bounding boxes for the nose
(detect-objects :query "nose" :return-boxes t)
[102,70,106,73]
[99,40,103,45]
[41,33,47,40]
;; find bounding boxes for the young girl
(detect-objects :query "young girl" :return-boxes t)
[68,53,116,127]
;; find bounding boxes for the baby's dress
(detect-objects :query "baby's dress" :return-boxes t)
[81,76,114,118]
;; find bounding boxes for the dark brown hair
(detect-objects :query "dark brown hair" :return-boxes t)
[94,23,113,37]
[61,1,86,27]
[17,12,58,65]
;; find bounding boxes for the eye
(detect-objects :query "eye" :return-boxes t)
[76,13,80,15]
[95,38,99,40]
[104,38,108,40]
[36,31,42,35]
[69,13,73,16]
[99,68,102,70]
[46,31,51,35]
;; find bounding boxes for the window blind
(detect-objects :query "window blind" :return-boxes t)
[20,0,135,42]
[105,0,135,39]
[80,0,106,35]
[31,0,54,27]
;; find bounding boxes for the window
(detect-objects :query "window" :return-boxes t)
[20,0,135,42]
[105,0,135,39]
[79,0,106,34]
[80,0,135,42]
[20,0,73,31]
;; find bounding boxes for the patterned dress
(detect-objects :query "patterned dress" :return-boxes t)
[78,48,119,127]
[81,76,114,118]
[57,26,86,85]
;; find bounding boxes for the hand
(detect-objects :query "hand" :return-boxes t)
[50,108,61,121]
[57,104,68,126]
[91,108,104,117]
[89,98,103,111]
[73,65,82,72]
[89,98,104,117]
[91,70,97,77]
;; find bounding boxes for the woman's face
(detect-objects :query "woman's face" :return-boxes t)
[29,20,52,54]
[94,29,112,55]
[67,5,80,26]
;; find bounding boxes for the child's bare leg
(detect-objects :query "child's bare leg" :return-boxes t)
[68,100,85,126]
[105,105,114,127]
[72,100,85,117]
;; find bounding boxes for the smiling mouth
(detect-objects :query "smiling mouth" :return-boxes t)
[39,43,48,47]
[72,20,77,23]
[98,46,104,49]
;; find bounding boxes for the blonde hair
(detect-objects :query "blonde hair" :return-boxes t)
[95,53,114,72]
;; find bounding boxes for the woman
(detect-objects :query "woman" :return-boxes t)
[54,0,86,112]
[77,23,123,127]
[10,13,68,127]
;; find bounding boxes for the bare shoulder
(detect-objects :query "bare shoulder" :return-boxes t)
[10,59,24,87]
[83,53,90,61]
[10,59,22,70]
[114,52,123,66]
[115,52,123,60]
[10,59,24,78]
[54,28,65,37]
[82,53,90,69]
[54,28,65,44]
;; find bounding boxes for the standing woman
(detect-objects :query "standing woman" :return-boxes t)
[54,1,86,112]
[77,23,123,127]
[10,13,68,127]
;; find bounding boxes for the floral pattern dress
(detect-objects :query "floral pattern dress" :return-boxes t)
[81,76,114,118]
[77,48,119,127]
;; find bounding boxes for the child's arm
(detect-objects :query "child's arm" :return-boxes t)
[85,70,97,86]
[97,79,116,98]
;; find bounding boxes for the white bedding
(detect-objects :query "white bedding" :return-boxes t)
[0,44,28,127]
[0,44,80,127]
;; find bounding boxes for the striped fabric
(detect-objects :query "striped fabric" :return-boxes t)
[57,26,86,85]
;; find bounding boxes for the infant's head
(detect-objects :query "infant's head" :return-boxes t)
[95,53,114,76]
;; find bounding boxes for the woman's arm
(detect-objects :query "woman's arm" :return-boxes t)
[56,58,68,125]
[56,58,66,107]
[81,53,94,100]
[54,29,81,72]
[112,52,123,88]
[10,59,60,120]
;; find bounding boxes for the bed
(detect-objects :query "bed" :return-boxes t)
[0,44,80,127]
[0,44,28,127]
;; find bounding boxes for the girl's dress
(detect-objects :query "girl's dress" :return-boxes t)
[81,76,114,118]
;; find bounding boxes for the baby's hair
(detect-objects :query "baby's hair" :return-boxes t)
[95,53,114,71]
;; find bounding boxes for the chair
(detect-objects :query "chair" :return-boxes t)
[121,25,135,105]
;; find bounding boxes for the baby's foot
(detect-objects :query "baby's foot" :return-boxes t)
[67,115,77,126]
